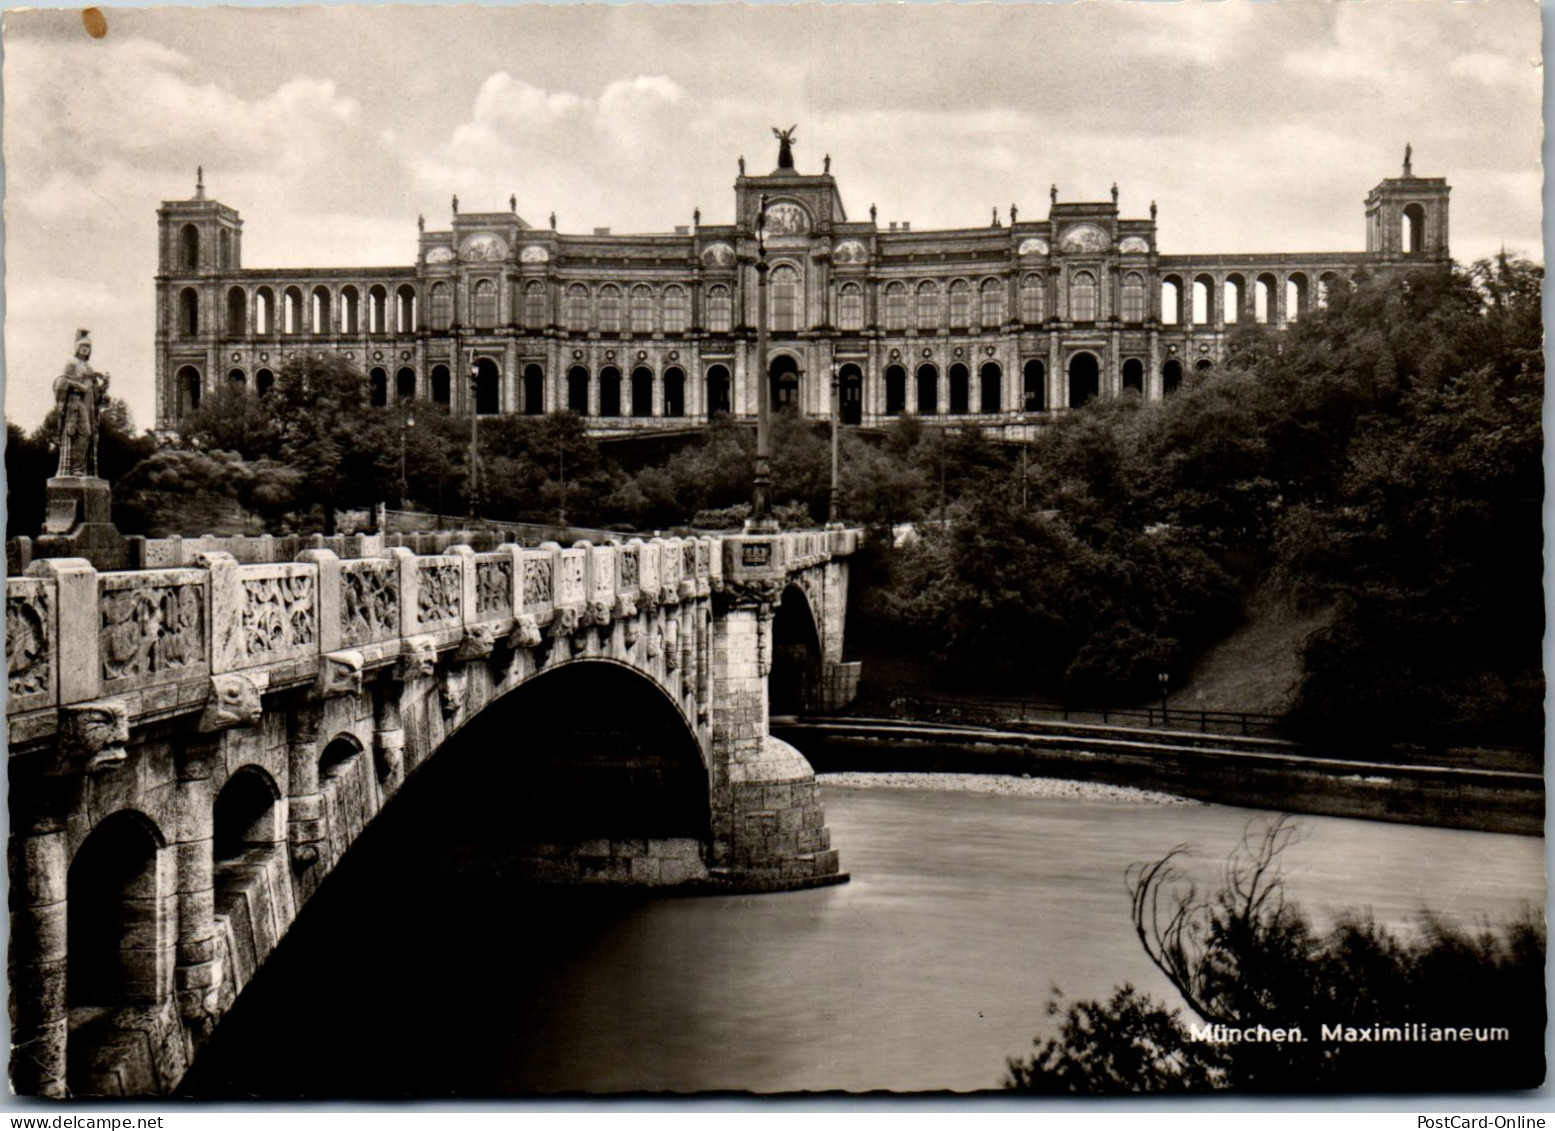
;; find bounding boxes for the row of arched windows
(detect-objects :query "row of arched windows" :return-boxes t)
[176,223,235,273]
[197,284,418,338]
[1160,270,1346,326]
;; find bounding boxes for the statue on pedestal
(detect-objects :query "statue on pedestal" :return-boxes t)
[53,329,108,478]
[772,125,797,170]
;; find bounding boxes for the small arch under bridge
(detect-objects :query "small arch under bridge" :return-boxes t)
[6,528,860,1097]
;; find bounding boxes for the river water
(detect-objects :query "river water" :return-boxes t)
[184,781,1544,1097]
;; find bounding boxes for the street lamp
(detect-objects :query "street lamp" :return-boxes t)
[468,356,481,522]
[398,396,415,511]
[828,360,842,526]
[1158,670,1170,726]
[748,193,777,532]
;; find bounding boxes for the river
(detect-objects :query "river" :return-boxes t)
[182,779,1544,1097]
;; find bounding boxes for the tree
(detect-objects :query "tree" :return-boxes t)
[179,380,280,460]
[269,353,393,533]
[1006,817,1546,1093]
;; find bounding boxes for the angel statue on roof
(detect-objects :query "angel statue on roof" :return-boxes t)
[773,126,797,170]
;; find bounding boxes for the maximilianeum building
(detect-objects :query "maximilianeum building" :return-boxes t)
[155,138,1449,439]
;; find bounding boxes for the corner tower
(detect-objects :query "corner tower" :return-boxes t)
[1365,145,1451,262]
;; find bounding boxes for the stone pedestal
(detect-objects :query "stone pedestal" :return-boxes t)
[33,476,130,571]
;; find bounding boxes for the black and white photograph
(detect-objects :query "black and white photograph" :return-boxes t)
[1,0,1546,1105]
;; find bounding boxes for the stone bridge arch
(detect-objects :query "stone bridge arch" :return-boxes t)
[7,528,859,1096]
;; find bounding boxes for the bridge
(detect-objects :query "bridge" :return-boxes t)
[6,526,861,1097]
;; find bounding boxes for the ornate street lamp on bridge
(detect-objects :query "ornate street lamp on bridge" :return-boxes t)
[747,194,778,533]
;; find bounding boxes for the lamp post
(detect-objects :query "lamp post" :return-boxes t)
[748,193,777,532]
[1158,670,1170,727]
[468,356,481,522]
[828,360,842,525]
[398,396,415,510]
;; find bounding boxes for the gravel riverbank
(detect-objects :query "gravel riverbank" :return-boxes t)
[816,771,1199,806]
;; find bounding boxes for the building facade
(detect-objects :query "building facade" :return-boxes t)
[155,143,1450,438]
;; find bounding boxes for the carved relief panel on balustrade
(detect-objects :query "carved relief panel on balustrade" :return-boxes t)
[99,570,209,694]
[339,559,400,649]
[416,558,463,630]
[659,539,681,605]
[521,551,554,623]
[638,539,660,604]
[7,577,55,713]
[557,549,587,608]
[238,564,318,663]
[474,554,513,621]
[618,544,640,595]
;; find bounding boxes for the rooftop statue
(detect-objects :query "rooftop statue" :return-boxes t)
[773,125,797,170]
[53,329,109,478]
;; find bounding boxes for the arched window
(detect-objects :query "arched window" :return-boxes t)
[1120,273,1145,323]
[1286,273,1309,322]
[1223,275,1245,325]
[948,363,969,414]
[1069,271,1097,323]
[473,279,497,330]
[1163,358,1183,395]
[180,224,200,271]
[884,282,908,331]
[1255,274,1277,324]
[368,285,388,333]
[178,365,202,414]
[370,367,389,407]
[568,366,590,413]
[631,366,654,416]
[1019,274,1044,324]
[980,279,1005,329]
[771,265,801,332]
[837,283,864,332]
[311,286,331,334]
[1193,276,1214,326]
[228,368,246,387]
[629,285,654,334]
[706,285,732,333]
[599,366,622,416]
[340,286,360,334]
[565,285,590,332]
[1068,352,1099,407]
[523,364,545,415]
[1196,358,1215,373]
[256,369,274,396]
[1317,272,1338,310]
[282,287,303,335]
[770,355,801,410]
[1022,359,1045,412]
[1122,358,1144,394]
[885,365,907,415]
[1162,276,1183,325]
[396,285,418,332]
[839,363,863,425]
[431,364,451,405]
[179,288,199,336]
[1403,203,1426,255]
[916,363,938,414]
[226,287,247,335]
[597,285,622,333]
[663,367,685,417]
[979,362,1002,413]
[475,357,500,414]
[218,229,232,270]
[705,365,731,415]
[947,280,972,329]
[396,367,416,400]
[915,280,941,331]
[254,287,274,335]
[523,281,548,330]
[430,282,453,331]
[662,285,688,334]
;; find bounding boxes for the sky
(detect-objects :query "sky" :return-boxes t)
[1,1,1544,432]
